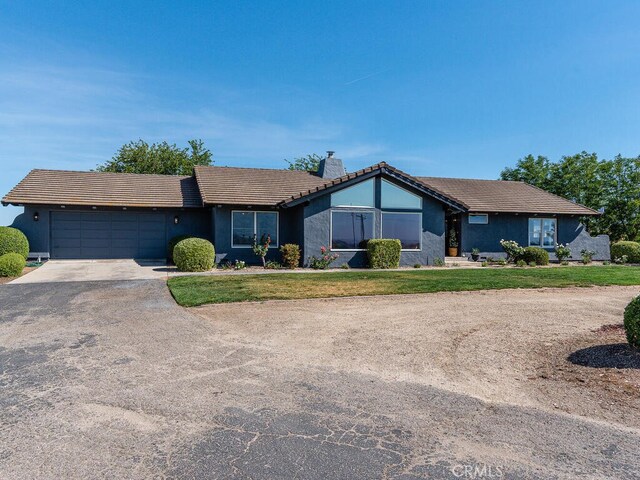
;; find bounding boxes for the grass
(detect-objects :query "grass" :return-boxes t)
[167,265,640,307]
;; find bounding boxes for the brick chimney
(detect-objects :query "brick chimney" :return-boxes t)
[317,151,346,178]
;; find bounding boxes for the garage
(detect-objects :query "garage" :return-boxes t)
[51,211,167,259]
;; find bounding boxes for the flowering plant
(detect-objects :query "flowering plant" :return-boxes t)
[554,244,572,263]
[499,239,524,263]
[308,246,339,269]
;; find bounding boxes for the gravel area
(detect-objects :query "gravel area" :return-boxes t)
[194,285,640,428]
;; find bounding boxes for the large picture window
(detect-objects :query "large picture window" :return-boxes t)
[331,179,375,207]
[382,212,421,250]
[381,179,421,209]
[331,211,374,250]
[232,211,278,247]
[529,218,556,248]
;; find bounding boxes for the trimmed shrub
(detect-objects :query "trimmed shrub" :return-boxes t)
[367,239,401,269]
[0,252,26,277]
[167,235,194,263]
[0,226,29,260]
[280,243,301,269]
[611,241,640,264]
[516,259,527,267]
[521,246,549,266]
[580,249,595,264]
[173,238,215,272]
[624,296,640,349]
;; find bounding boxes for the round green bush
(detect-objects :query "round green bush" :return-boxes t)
[521,246,549,265]
[0,226,29,259]
[624,295,640,349]
[0,252,26,277]
[167,234,195,263]
[173,238,215,272]
[367,239,401,269]
[611,241,640,264]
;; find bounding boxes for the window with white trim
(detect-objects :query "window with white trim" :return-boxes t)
[232,211,278,247]
[382,212,421,250]
[528,217,556,248]
[468,214,488,224]
[331,211,374,250]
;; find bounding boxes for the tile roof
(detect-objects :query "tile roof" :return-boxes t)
[1,169,202,208]
[417,176,599,215]
[2,165,600,216]
[194,165,328,206]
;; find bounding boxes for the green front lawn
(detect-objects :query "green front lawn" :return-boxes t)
[168,266,640,307]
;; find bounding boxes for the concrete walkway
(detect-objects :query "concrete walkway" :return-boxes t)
[10,259,171,283]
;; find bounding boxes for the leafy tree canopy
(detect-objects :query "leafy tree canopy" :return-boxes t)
[96,139,213,175]
[284,153,322,172]
[501,152,640,242]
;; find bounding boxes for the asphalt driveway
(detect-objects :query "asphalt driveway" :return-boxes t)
[1,280,640,479]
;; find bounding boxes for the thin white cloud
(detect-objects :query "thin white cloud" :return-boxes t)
[0,60,388,224]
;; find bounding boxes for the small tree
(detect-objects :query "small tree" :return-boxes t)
[252,234,271,268]
[284,154,322,172]
[97,139,213,175]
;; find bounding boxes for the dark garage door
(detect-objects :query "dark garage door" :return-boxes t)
[51,211,167,259]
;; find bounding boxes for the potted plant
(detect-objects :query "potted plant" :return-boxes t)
[448,227,458,257]
[471,248,480,262]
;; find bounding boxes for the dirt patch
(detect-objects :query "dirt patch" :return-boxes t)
[0,266,37,284]
[535,324,640,422]
[194,285,640,429]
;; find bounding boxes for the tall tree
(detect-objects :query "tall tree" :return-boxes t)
[501,152,640,242]
[500,154,553,191]
[96,139,213,175]
[284,153,322,172]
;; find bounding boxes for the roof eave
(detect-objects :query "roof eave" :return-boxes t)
[278,163,468,211]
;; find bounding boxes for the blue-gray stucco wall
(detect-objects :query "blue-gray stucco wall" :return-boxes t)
[459,213,610,261]
[10,205,211,258]
[211,206,303,265]
[7,202,610,264]
[300,176,446,267]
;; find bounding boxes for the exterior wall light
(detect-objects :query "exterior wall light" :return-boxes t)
[174,215,180,225]
[33,212,39,221]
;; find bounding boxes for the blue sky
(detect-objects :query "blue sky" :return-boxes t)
[1,1,640,224]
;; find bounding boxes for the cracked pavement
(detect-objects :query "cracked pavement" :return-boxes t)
[1,280,639,479]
